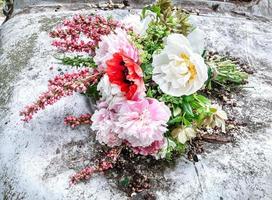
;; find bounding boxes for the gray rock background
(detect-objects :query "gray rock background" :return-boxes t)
[0,0,272,199]
[12,0,272,18]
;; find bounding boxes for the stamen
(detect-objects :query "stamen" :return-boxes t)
[179,53,197,81]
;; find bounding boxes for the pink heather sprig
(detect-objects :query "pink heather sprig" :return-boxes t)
[50,15,122,54]
[70,147,122,185]
[20,69,102,122]
[64,113,92,128]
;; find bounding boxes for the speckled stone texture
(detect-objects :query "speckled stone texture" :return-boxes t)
[12,0,272,19]
[0,2,272,200]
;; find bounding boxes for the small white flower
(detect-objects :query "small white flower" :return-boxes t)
[97,74,125,107]
[122,12,155,36]
[203,104,228,132]
[152,33,208,96]
[171,126,196,144]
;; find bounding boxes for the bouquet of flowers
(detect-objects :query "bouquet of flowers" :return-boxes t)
[20,0,248,186]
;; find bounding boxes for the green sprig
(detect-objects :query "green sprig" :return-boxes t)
[56,55,97,68]
[206,54,248,89]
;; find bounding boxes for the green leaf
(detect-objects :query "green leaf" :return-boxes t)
[151,5,161,16]
[182,117,191,126]
[183,95,194,103]
[120,176,130,187]
[173,106,181,117]
[194,94,210,105]
[168,116,183,125]
[147,88,153,98]
[182,102,194,117]
[141,6,150,19]
[84,84,100,100]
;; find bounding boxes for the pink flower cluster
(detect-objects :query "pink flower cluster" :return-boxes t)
[50,15,122,54]
[70,147,121,184]
[20,69,101,122]
[70,166,95,184]
[64,113,92,128]
[22,13,172,158]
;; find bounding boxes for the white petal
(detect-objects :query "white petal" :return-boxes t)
[178,132,188,144]
[160,82,170,93]
[185,128,196,139]
[165,33,191,49]
[177,75,190,86]
[187,28,205,55]
[152,52,170,66]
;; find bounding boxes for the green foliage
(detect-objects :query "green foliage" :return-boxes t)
[84,84,100,101]
[205,54,248,89]
[119,176,130,187]
[159,93,212,128]
[156,137,186,160]
[56,55,96,68]
[140,22,169,58]
[174,141,186,155]
[141,62,153,82]
[172,10,193,36]
[142,0,193,36]
[157,0,173,11]
[164,138,186,161]
[142,4,161,18]
[156,0,173,21]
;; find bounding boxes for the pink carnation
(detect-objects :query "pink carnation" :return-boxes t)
[115,98,171,148]
[91,102,122,147]
[94,28,139,70]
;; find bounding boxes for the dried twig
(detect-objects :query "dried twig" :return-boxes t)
[201,134,234,144]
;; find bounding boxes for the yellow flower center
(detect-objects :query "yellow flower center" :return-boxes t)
[180,53,197,81]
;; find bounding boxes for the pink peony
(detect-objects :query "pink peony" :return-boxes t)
[91,102,122,147]
[131,140,165,156]
[93,28,139,70]
[115,98,171,147]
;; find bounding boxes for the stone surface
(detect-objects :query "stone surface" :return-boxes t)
[0,3,272,200]
[12,0,272,19]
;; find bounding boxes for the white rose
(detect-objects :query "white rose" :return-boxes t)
[152,33,208,96]
[171,126,196,144]
[122,12,155,36]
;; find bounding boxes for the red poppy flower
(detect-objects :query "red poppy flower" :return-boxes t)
[106,51,145,100]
